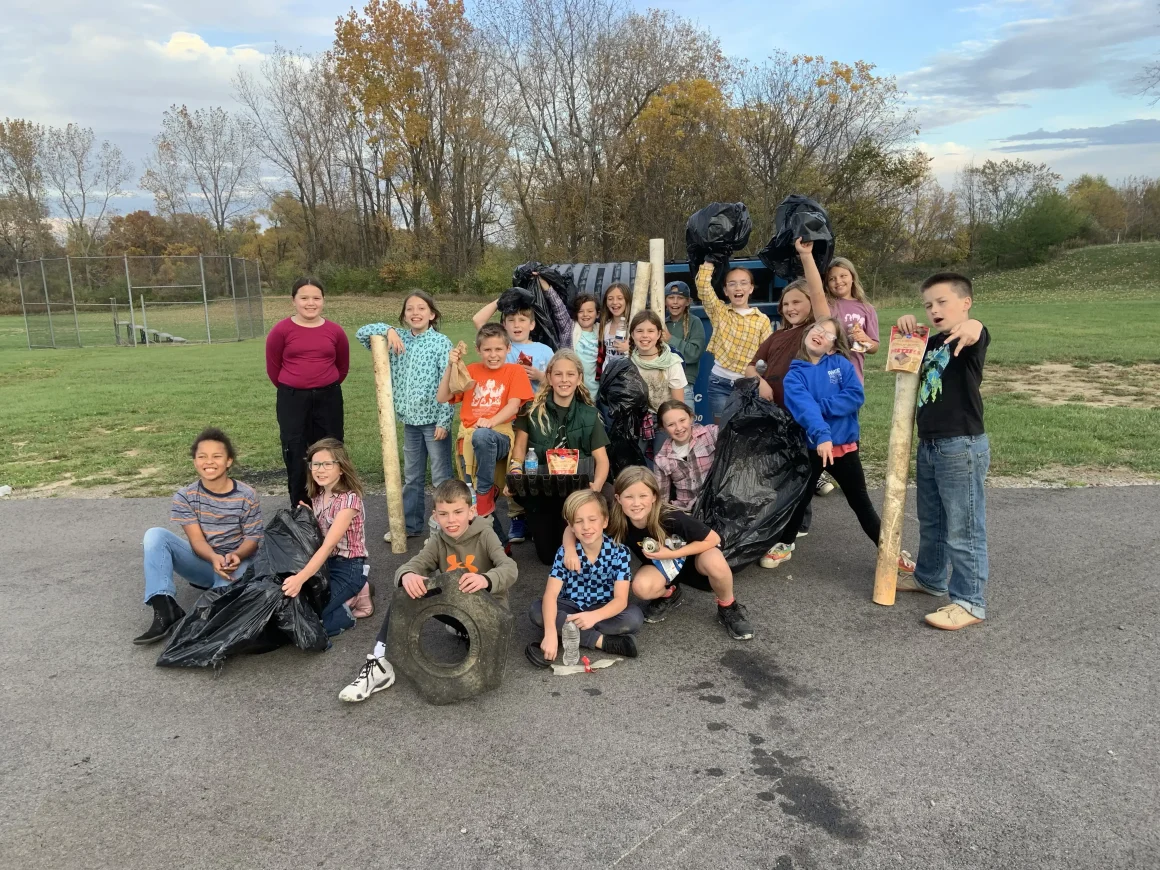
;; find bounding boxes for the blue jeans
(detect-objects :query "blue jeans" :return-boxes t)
[142,527,252,605]
[913,435,990,619]
[707,372,737,422]
[683,384,697,409]
[471,427,510,496]
[322,556,367,636]
[404,423,454,536]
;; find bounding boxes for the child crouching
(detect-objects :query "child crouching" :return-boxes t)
[338,479,517,702]
[525,490,642,668]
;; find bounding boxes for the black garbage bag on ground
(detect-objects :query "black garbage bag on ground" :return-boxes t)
[756,195,835,281]
[693,379,812,570]
[596,357,649,475]
[686,202,753,295]
[497,286,560,351]
[156,507,331,668]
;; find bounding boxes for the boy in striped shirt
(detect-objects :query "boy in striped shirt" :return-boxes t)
[696,261,772,422]
[133,428,263,645]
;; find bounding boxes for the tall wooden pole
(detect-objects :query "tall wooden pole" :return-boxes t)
[649,238,665,319]
[630,261,650,320]
[873,372,921,605]
[370,334,407,554]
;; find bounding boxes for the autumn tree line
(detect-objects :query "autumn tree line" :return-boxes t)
[2,0,1159,300]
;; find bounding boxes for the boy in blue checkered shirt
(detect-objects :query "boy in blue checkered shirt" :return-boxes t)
[525,490,643,667]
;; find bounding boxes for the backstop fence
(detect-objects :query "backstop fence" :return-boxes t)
[16,255,265,348]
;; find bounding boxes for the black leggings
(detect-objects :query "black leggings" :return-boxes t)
[779,449,880,546]
[276,383,344,506]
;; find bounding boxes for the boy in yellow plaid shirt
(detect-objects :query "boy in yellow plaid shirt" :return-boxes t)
[695,261,772,421]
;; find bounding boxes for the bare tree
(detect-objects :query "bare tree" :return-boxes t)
[0,118,50,263]
[40,124,131,256]
[142,106,258,252]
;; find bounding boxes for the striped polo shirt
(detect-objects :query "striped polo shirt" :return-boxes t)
[170,480,263,556]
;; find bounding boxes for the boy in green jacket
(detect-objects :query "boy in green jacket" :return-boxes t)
[338,479,517,702]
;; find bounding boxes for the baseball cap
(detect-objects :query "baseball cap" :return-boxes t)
[664,280,691,298]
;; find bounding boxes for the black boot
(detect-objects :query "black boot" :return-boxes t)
[133,595,185,645]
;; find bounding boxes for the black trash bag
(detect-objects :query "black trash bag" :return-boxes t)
[596,357,649,475]
[156,506,331,669]
[497,286,559,351]
[756,194,835,281]
[686,202,753,295]
[513,262,576,348]
[693,379,812,570]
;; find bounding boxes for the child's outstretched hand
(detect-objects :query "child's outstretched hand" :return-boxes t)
[946,319,983,356]
[565,612,600,631]
[794,237,813,255]
[387,328,405,355]
[449,341,467,365]
[540,632,558,663]
[897,314,919,336]
[401,572,428,599]
[563,546,582,573]
[459,572,489,594]
[282,571,308,598]
[816,441,834,467]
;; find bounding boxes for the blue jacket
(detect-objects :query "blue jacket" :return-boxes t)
[782,354,864,449]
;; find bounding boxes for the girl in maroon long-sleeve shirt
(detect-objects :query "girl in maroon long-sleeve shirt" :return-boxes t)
[266,277,350,505]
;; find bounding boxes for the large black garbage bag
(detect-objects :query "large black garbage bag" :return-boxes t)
[596,357,649,475]
[693,379,812,570]
[156,507,331,668]
[514,262,577,347]
[756,194,835,281]
[497,286,559,351]
[686,202,753,295]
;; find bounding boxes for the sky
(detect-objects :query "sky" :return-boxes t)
[1,0,1157,213]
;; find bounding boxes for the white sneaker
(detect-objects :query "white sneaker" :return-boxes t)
[759,542,794,568]
[816,474,836,496]
[338,654,395,702]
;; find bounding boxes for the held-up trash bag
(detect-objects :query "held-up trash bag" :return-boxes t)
[513,262,576,347]
[686,202,753,295]
[693,379,812,570]
[156,507,331,668]
[596,357,649,475]
[497,286,559,351]
[756,194,835,281]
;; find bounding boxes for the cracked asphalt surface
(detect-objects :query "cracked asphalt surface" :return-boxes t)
[1,486,1156,869]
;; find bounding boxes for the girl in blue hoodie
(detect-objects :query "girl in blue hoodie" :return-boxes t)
[760,316,914,573]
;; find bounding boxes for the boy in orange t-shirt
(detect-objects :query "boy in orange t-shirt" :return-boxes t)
[437,323,534,518]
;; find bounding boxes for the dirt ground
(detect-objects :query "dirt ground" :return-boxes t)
[985,362,1160,409]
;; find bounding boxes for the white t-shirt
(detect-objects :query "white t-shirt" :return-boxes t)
[636,359,688,412]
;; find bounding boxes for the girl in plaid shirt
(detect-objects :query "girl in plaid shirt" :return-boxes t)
[281,438,370,637]
[695,261,772,422]
[654,400,718,511]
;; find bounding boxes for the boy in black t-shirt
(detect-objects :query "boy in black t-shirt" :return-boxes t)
[895,273,990,630]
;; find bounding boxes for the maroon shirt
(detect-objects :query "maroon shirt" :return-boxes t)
[265,318,350,389]
[749,325,805,409]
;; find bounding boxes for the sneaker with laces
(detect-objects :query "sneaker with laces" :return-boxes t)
[897,550,916,573]
[599,634,639,658]
[816,473,836,496]
[924,603,983,631]
[895,573,939,594]
[338,655,395,702]
[560,620,581,666]
[508,517,527,543]
[642,583,683,623]
[759,542,794,569]
[717,601,754,640]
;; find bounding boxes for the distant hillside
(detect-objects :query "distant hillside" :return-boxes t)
[972,242,1160,302]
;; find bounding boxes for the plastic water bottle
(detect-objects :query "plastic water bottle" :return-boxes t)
[525,448,539,475]
[467,481,477,508]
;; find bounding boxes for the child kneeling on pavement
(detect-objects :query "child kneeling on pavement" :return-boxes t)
[525,489,643,668]
[339,479,517,702]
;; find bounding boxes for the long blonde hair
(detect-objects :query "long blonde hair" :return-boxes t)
[777,277,814,331]
[608,466,675,545]
[305,438,365,499]
[825,257,868,303]
[527,350,594,433]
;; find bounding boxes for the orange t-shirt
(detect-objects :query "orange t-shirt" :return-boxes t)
[454,362,534,429]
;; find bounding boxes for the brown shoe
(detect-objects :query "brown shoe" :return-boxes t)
[896,573,938,594]
[924,604,983,631]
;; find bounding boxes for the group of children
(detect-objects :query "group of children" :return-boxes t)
[136,243,992,701]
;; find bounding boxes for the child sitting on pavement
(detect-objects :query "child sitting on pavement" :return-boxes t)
[526,489,642,668]
[653,400,717,511]
[893,273,991,631]
[339,479,517,702]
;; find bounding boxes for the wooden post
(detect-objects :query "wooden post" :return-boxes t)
[370,334,407,554]
[649,238,665,319]
[630,261,650,319]
[872,372,921,605]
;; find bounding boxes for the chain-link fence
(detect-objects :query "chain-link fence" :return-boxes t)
[16,255,265,348]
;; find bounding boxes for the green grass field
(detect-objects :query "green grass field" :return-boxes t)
[2,242,1159,496]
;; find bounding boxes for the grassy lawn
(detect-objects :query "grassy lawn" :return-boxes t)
[2,243,1159,495]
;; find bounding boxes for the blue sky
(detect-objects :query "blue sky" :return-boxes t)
[2,0,1157,210]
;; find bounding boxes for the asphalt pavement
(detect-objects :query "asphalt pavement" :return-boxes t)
[0,486,1156,870]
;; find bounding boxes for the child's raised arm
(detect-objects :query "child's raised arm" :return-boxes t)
[796,238,829,321]
[472,299,499,331]
[694,262,726,324]
[436,342,472,405]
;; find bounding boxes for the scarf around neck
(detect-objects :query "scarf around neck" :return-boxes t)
[631,345,676,371]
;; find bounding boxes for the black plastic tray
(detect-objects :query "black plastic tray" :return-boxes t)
[506,456,595,498]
